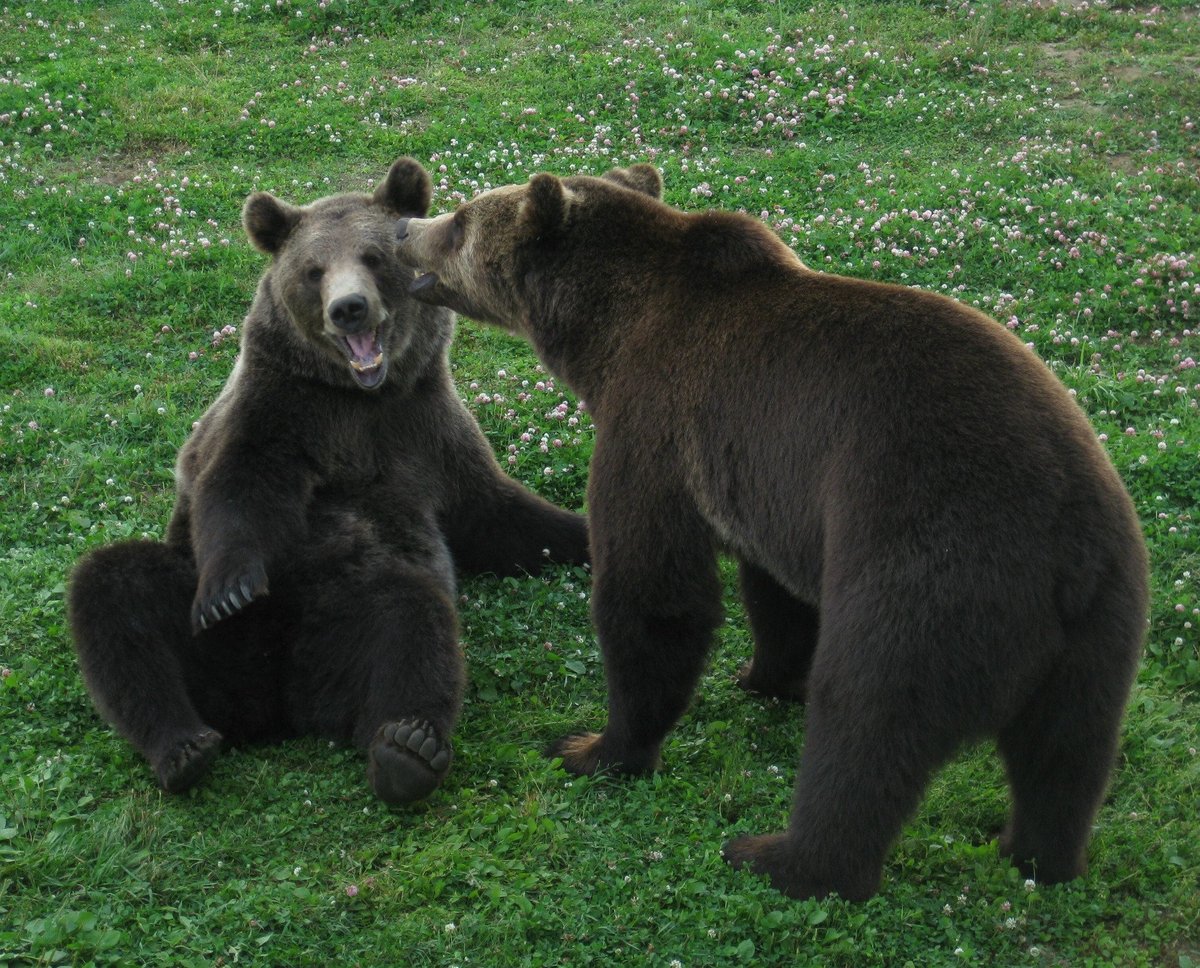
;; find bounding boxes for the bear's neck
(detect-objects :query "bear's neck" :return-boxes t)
[520,212,804,415]
[523,294,625,411]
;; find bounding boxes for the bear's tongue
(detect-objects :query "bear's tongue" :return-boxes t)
[346,330,382,370]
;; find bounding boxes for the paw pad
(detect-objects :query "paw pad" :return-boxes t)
[155,728,222,793]
[368,719,451,805]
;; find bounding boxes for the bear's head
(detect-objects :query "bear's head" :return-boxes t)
[242,157,440,391]
[393,164,664,335]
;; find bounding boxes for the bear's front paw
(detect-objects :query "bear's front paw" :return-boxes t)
[735,661,809,703]
[192,559,269,634]
[368,720,452,805]
[153,728,223,793]
[546,731,660,777]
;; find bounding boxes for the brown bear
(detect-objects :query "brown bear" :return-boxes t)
[68,158,588,805]
[392,164,1148,898]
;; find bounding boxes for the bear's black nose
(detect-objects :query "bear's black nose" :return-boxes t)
[329,294,369,332]
[395,218,410,241]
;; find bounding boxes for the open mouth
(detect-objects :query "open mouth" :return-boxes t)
[337,328,387,389]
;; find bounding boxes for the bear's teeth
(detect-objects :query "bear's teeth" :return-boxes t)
[350,352,383,372]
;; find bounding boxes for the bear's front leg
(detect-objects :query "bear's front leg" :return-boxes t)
[548,472,722,777]
[735,559,819,702]
[181,440,316,634]
[287,518,464,805]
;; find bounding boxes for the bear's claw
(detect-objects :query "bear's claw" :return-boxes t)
[154,728,223,793]
[368,719,451,804]
[192,559,269,634]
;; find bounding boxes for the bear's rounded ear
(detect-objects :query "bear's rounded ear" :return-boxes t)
[519,173,568,239]
[375,156,433,216]
[242,192,302,255]
[601,164,663,199]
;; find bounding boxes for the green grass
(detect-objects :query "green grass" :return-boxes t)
[2,0,1199,965]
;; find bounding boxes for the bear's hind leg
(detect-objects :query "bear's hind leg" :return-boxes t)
[736,560,818,702]
[996,602,1142,884]
[289,555,463,806]
[723,686,956,900]
[724,581,980,900]
[68,541,223,792]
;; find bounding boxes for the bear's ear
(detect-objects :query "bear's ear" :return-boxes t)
[242,192,302,255]
[518,173,569,239]
[601,164,663,199]
[374,156,433,217]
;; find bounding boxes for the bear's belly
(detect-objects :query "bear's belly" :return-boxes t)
[692,483,823,605]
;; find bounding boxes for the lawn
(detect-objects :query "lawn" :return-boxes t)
[1,1,1198,965]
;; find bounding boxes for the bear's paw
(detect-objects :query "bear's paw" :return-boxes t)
[367,720,451,805]
[154,728,223,794]
[735,661,809,703]
[723,832,878,901]
[192,558,269,634]
[547,732,606,775]
[547,731,660,777]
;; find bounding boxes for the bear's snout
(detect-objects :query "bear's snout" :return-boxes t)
[393,217,431,269]
[328,294,370,333]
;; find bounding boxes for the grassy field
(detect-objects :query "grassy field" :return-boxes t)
[2,0,1199,964]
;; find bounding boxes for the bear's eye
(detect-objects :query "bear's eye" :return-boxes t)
[306,265,324,284]
[360,251,382,271]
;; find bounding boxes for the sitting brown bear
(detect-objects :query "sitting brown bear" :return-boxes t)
[68,158,588,804]
[393,164,1148,898]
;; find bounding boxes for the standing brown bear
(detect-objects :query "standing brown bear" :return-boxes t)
[68,158,588,805]
[393,165,1148,898]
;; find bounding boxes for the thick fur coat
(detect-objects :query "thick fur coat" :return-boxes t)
[393,164,1147,897]
[69,158,588,803]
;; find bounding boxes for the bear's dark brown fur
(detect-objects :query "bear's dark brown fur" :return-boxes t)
[394,165,1148,897]
[68,158,588,804]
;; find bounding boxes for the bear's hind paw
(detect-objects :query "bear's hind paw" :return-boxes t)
[547,732,606,775]
[368,720,451,805]
[723,832,879,901]
[546,731,660,777]
[154,728,222,793]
